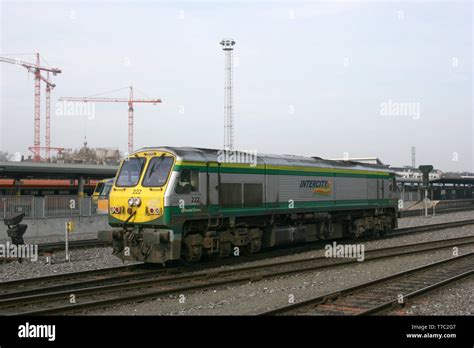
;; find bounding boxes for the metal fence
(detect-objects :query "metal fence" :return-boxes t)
[44,195,81,218]
[0,195,102,220]
[398,190,421,202]
[1,196,34,219]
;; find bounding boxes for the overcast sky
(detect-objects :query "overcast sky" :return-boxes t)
[0,0,472,171]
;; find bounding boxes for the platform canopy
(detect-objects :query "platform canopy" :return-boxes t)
[430,177,474,185]
[0,162,118,180]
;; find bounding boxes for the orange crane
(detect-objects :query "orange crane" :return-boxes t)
[59,86,161,153]
[0,53,61,161]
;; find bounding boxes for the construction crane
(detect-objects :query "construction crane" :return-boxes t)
[20,69,61,161]
[59,86,161,153]
[44,72,64,161]
[17,60,62,161]
[0,53,62,162]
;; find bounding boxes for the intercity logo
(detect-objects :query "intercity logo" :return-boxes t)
[299,179,332,195]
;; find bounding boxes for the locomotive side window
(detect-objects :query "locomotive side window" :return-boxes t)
[389,177,397,192]
[116,157,146,187]
[142,156,174,187]
[175,169,199,194]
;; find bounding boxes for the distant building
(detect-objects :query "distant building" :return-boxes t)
[331,157,386,166]
[55,142,122,165]
[390,166,442,181]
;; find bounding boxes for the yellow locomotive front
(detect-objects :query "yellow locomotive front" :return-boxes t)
[99,150,179,263]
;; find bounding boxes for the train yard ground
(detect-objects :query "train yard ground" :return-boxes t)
[0,210,473,316]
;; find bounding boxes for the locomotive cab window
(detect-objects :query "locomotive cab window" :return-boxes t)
[100,182,113,198]
[142,156,174,187]
[93,182,104,196]
[116,157,146,187]
[175,169,199,194]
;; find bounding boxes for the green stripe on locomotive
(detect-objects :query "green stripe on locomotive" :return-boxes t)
[174,163,390,179]
[110,198,397,230]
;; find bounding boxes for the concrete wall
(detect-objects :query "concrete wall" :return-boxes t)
[0,215,114,243]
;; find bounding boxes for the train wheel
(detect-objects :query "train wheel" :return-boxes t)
[219,242,232,257]
[181,244,202,264]
[243,237,262,255]
[181,234,203,264]
[373,224,384,238]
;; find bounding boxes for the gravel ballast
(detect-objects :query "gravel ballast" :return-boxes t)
[0,248,138,282]
[387,276,473,316]
[93,245,474,315]
[1,211,473,315]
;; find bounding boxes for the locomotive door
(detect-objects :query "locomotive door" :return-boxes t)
[377,174,384,204]
[206,162,220,213]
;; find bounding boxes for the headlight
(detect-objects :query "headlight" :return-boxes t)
[133,197,141,207]
[147,207,160,215]
[128,198,135,207]
[110,206,123,214]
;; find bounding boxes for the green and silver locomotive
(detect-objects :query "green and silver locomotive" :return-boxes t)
[99,147,398,264]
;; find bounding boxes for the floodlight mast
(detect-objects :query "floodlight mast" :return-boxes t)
[220,38,236,151]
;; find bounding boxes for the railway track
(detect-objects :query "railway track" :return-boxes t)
[0,263,166,299]
[388,218,474,238]
[8,217,472,262]
[0,219,472,314]
[260,252,474,315]
[1,233,473,315]
[16,218,474,259]
[0,238,112,263]
[3,220,473,299]
[38,239,111,253]
[399,205,474,218]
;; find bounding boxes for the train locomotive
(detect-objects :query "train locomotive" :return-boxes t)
[99,147,398,264]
